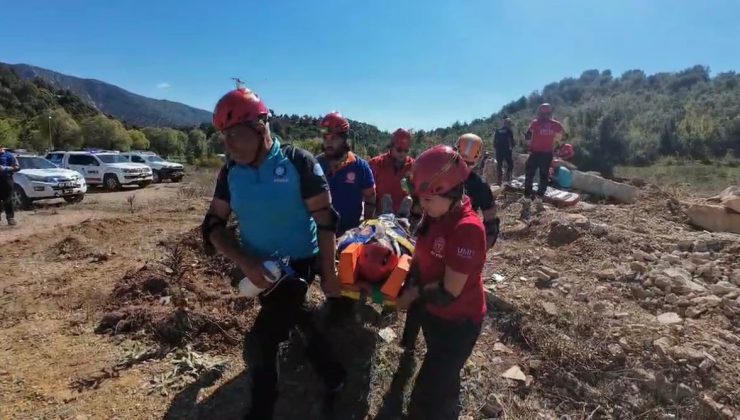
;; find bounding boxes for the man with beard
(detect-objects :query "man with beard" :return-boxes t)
[369,128,414,214]
[317,111,377,235]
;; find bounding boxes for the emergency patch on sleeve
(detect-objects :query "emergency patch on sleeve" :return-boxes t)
[313,162,325,177]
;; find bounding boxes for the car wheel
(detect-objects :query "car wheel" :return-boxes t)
[152,170,161,183]
[104,174,121,191]
[11,185,32,210]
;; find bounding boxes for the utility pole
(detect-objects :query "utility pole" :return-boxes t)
[48,115,53,152]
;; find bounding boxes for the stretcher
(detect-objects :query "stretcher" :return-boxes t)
[507,176,580,207]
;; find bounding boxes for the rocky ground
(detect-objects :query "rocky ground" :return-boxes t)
[0,171,738,419]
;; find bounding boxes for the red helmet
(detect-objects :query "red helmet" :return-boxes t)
[320,111,350,135]
[538,103,553,118]
[559,143,575,160]
[411,145,470,196]
[213,87,269,131]
[357,243,398,284]
[392,129,412,149]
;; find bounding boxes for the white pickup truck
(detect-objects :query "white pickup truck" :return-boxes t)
[119,151,184,183]
[10,153,87,209]
[45,150,153,191]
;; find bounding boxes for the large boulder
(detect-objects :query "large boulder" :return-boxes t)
[686,204,740,234]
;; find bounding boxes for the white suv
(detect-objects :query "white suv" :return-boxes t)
[119,151,184,183]
[11,153,87,209]
[46,151,153,191]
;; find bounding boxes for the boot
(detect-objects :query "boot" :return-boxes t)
[519,197,532,221]
[397,195,412,219]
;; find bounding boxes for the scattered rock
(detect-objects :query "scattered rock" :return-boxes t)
[630,285,648,299]
[694,241,709,253]
[633,249,656,262]
[608,343,626,361]
[691,295,721,308]
[481,395,504,417]
[577,202,597,212]
[535,277,552,289]
[685,307,705,318]
[493,342,512,354]
[591,222,608,237]
[699,358,715,372]
[657,312,682,325]
[533,270,551,282]
[654,337,674,358]
[501,365,526,382]
[663,254,681,264]
[631,261,647,273]
[547,221,581,246]
[665,293,678,304]
[654,276,672,291]
[529,359,542,370]
[710,281,739,296]
[677,240,693,252]
[540,266,559,279]
[541,302,559,316]
[669,345,705,363]
[378,327,396,343]
[597,269,617,281]
[565,214,590,229]
[675,383,693,400]
[606,233,623,243]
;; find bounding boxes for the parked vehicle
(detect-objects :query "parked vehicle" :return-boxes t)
[45,150,153,191]
[119,151,184,183]
[11,153,87,209]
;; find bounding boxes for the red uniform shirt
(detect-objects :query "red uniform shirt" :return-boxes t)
[413,197,487,323]
[368,152,414,213]
[527,118,565,153]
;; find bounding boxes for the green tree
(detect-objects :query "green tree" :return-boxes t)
[37,108,83,151]
[81,114,132,151]
[142,127,183,157]
[0,119,20,148]
[186,128,207,163]
[128,129,150,150]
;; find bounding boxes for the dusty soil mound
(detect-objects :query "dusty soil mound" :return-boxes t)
[46,235,93,261]
[95,228,258,352]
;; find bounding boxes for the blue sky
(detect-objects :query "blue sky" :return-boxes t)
[1,0,738,130]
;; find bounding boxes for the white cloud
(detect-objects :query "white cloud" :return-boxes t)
[156,82,171,89]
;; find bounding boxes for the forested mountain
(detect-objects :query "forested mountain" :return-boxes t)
[7,63,213,127]
[425,65,740,174]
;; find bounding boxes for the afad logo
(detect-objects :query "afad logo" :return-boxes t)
[273,164,288,183]
[345,171,356,184]
[431,237,445,258]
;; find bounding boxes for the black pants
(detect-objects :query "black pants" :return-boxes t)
[495,148,513,184]
[0,176,14,220]
[400,300,423,350]
[407,310,482,420]
[524,152,553,198]
[242,258,345,419]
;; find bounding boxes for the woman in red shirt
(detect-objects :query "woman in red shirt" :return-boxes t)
[397,144,487,420]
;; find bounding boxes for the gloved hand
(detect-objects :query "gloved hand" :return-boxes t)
[484,217,501,249]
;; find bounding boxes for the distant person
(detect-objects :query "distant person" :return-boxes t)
[369,128,414,213]
[202,86,346,419]
[521,103,566,219]
[0,145,19,225]
[316,111,377,235]
[493,116,515,185]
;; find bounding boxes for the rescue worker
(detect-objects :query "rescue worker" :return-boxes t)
[493,116,515,185]
[369,128,414,214]
[397,145,487,420]
[400,134,499,353]
[455,133,500,250]
[201,86,345,419]
[0,145,19,225]
[317,111,377,235]
[521,103,566,219]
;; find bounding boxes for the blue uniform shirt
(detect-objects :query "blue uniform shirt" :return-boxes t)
[317,152,374,235]
[0,151,18,176]
[213,138,330,260]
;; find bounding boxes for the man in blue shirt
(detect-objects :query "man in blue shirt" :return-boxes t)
[202,86,345,419]
[0,144,19,225]
[316,111,376,235]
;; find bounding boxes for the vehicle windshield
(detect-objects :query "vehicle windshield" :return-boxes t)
[146,156,165,162]
[17,156,57,170]
[97,154,129,163]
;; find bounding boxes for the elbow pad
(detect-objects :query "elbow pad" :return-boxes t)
[312,205,340,232]
[419,280,456,306]
[201,213,227,253]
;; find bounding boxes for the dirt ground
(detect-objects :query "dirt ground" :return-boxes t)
[1,169,739,420]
